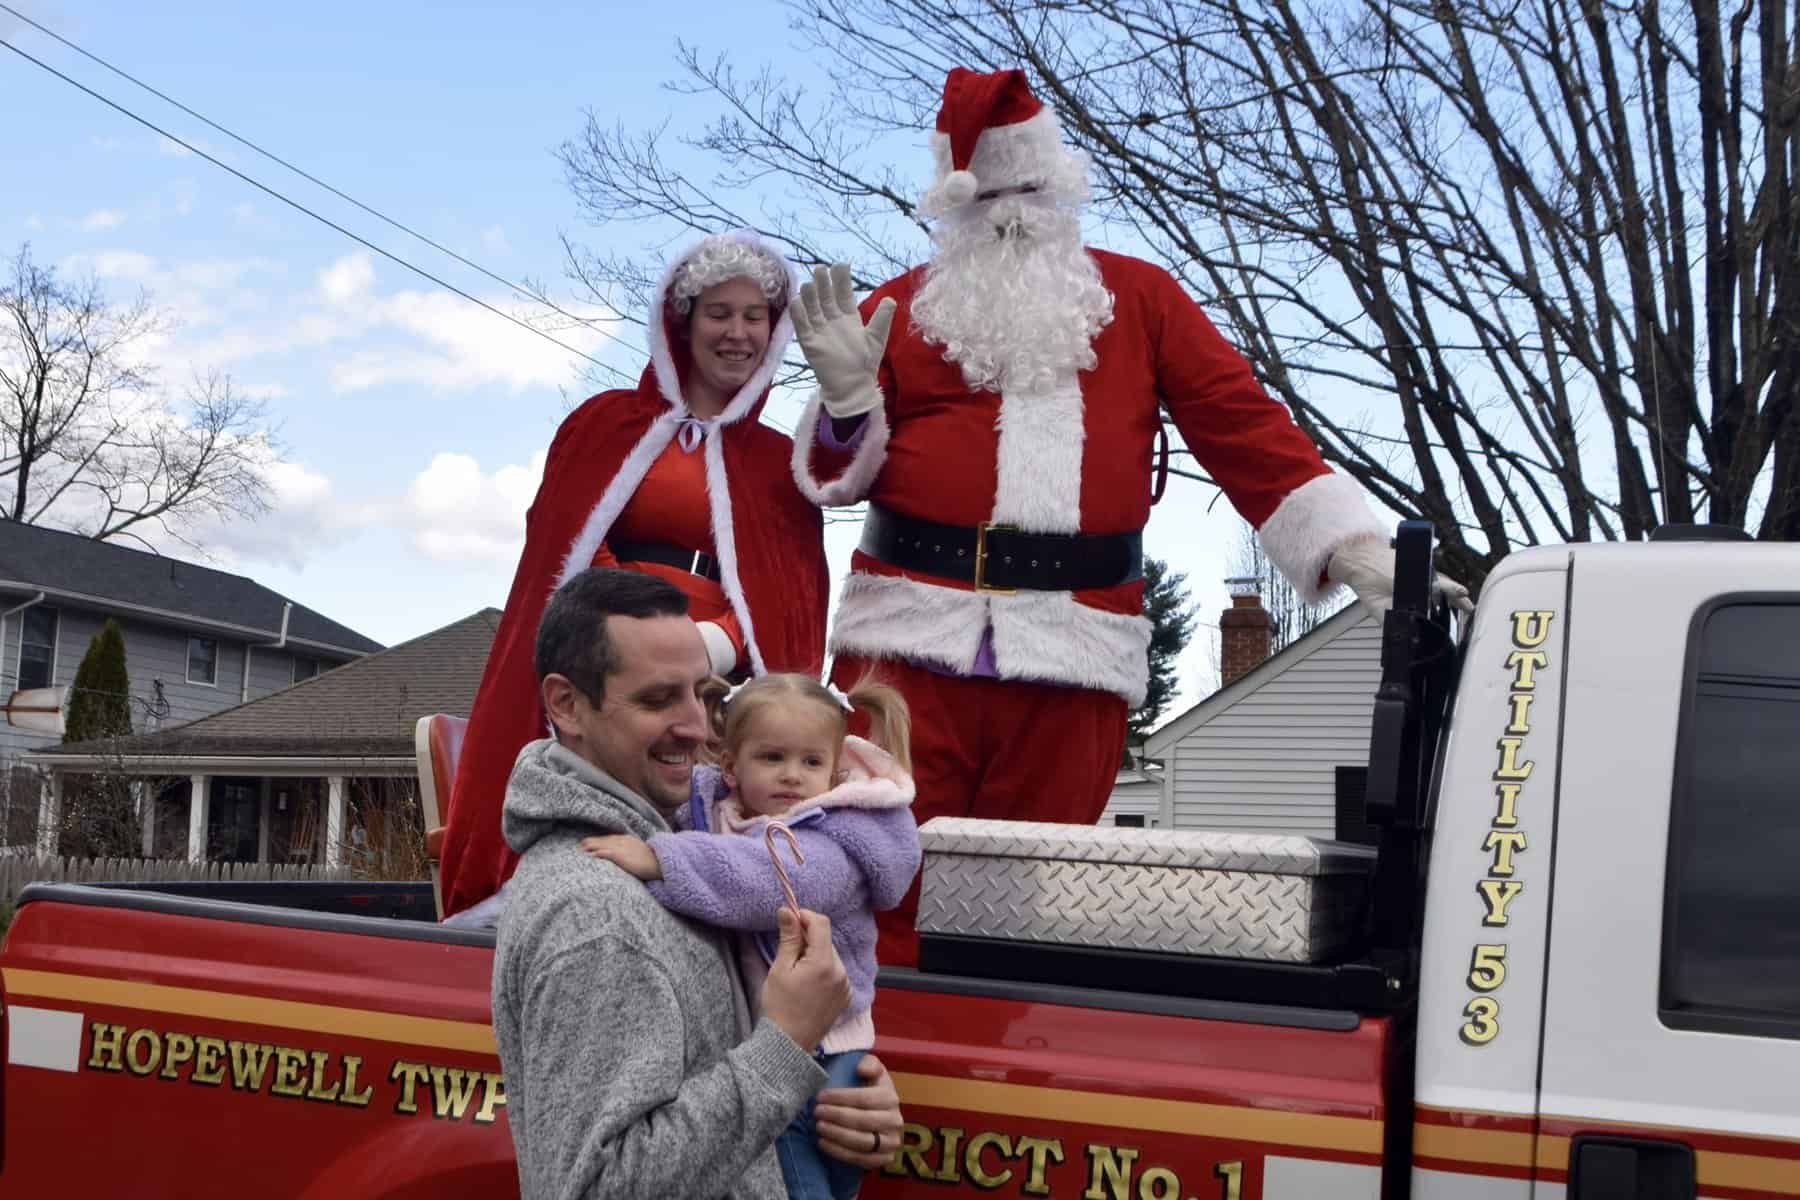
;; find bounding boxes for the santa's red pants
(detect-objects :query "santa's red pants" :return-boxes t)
[831,654,1129,967]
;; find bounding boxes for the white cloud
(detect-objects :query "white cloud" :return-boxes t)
[319,252,376,303]
[326,286,613,394]
[78,209,125,232]
[187,460,379,572]
[61,246,631,401]
[402,450,545,565]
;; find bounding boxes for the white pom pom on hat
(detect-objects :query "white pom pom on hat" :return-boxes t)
[939,170,979,207]
[930,67,1045,205]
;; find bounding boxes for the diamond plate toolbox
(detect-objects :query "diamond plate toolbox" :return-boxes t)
[916,818,1377,964]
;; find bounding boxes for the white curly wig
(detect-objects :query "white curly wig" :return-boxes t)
[667,233,792,315]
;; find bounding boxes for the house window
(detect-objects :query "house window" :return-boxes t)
[1661,601,1800,1039]
[18,606,58,690]
[187,636,218,685]
[292,657,319,684]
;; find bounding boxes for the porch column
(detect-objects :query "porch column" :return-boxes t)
[35,771,62,857]
[257,778,271,864]
[324,775,346,868]
[136,781,154,859]
[187,774,210,863]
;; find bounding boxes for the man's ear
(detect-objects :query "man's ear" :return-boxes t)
[541,673,587,739]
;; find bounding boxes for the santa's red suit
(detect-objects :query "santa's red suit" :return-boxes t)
[439,240,834,919]
[792,75,1384,965]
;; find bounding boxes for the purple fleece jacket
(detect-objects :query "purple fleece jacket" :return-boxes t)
[645,736,921,1039]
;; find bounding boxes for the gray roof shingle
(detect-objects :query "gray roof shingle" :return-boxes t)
[47,608,500,761]
[0,521,382,655]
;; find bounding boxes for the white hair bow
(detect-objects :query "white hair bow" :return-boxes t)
[824,682,855,713]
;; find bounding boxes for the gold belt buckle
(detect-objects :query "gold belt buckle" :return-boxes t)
[974,522,1017,594]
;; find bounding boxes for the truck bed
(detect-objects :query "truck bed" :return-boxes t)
[2,882,1396,1199]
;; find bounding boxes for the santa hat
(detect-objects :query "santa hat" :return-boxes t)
[921,67,1069,216]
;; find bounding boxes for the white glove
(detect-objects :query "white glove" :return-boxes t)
[696,621,737,676]
[790,263,896,419]
[1327,536,1474,624]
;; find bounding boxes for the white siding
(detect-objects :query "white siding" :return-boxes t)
[1166,616,1382,836]
[1101,777,1162,826]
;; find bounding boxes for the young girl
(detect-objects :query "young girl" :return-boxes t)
[580,672,921,1200]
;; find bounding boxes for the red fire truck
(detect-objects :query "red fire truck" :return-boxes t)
[4,526,1797,1197]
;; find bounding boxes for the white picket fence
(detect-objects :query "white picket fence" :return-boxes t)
[0,855,357,908]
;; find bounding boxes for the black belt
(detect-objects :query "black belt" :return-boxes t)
[611,539,721,583]
[859,504,1143,592]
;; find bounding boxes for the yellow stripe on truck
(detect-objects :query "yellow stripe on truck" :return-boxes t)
[2,968,497,1056]
[891,1071,1384,1155]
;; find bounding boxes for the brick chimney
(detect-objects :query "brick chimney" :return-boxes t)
[1220,576,1273,686]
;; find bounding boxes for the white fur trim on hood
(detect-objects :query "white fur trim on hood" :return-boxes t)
[1255,470,1387,606]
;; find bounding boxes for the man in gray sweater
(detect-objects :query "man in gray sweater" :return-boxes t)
[493,568,903,1198]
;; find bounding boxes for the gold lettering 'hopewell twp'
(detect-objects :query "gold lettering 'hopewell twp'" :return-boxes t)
[1460,610,1554,1048]
[81,1022,505,1122]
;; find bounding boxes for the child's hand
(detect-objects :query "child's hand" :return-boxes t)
[580,834,662,881]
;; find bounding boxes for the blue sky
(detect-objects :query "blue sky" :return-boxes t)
[2,0,1259,714]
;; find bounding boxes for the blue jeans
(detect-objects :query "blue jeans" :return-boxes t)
[776,1049,866,1200]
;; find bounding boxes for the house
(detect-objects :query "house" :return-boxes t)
[27,609,498,867]
[1111,594,1381,839]
[0,522,384,846]
[0,520,382,739]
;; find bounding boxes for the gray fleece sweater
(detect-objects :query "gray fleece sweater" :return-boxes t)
[493,738,826,1199]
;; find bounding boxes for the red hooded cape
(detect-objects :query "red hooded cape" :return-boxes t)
[438,241,833,917]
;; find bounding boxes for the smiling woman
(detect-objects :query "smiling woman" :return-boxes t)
[435,230,864,921]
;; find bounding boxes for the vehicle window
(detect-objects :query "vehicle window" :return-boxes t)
[1662,602,1800,1038]
[187,636,218,686]
[18,606,57,691]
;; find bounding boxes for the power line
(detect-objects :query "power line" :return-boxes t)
[0,2,646,368]
[0,33,641,388]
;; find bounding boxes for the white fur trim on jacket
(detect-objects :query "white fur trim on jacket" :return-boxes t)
[829,572,991,674]
[702,424,766,676]
[557,412,681,593]
[790,390,890,507]
[1255,470,1387,605]
[828,572,1152,707]
[991,371,1085,532]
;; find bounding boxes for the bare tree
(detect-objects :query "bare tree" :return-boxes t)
[557,0,1799,586]
[0,244,274,549]
[1231,518,1349,651]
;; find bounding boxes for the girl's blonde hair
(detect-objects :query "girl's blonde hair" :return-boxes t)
[701,672,912,772]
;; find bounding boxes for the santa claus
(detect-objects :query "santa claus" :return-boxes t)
[789,67,1468,965]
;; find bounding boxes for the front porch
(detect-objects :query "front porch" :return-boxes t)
[32,755,419,870]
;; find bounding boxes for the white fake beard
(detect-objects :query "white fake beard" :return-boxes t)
[912,197,1114,395]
